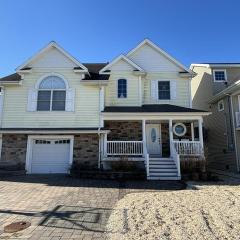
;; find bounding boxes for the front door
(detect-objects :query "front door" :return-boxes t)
[146,124,162,156]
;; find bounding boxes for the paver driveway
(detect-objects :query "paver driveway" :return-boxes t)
[0,175,184,240]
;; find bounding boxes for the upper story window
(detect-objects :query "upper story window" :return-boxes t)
[213,69,227,82]
[158,81,170,100]
[218,99,224,112]
[37,76,66,111]
[118,79,127,98]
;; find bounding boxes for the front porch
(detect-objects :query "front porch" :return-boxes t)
[100,118,205,180]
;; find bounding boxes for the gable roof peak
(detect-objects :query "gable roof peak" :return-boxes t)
[99,54,145,74]
[127,38,191,73]
[16,41,88,72]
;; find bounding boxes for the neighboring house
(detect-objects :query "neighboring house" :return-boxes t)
[0,39,209,180]
[191,63,240,172]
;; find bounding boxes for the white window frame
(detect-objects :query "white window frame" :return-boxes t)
[218,99,224,112]
[117,78,127,99]
[173,123,187,137]
[36,74,68,112]
[213,69,227,82]
[37,89,66,111]
[157,80,171,100]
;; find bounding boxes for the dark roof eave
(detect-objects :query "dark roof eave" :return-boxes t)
[102,104,208,113]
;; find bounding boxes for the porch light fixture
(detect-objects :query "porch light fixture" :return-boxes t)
[173,123,187,137]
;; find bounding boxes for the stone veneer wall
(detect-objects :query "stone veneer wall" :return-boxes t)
[73,134,99,169]
[1,134,28,169]
[105,121,142,141]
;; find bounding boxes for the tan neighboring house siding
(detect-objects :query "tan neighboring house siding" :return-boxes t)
[191,65,240,172]
[206,97,236,171]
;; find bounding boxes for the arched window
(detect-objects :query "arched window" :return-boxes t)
[37,76,66,111]
[118,79,127,98]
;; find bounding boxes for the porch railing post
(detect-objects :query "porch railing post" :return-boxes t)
[198,118,204,154]
[104,133,108,157]
[142,119,147,157]
[169,119,173,156]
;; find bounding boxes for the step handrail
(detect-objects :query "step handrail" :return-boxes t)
[170,141,181,178]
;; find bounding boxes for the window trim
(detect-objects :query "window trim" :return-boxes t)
[117,78,127,99]
[173,123,187,137]
[37,89,66,111]
[157,80,171,100]
[213,69,227,82]
[218,99,225,112]
[36,75,68,112]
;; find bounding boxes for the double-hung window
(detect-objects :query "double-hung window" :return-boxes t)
[37,76,66,111]
[118,79,127,98]
[158,81,170,100]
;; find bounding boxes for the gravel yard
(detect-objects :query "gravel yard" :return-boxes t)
[107,178,240,240]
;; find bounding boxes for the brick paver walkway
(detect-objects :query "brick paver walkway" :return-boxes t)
[0,175,184,240]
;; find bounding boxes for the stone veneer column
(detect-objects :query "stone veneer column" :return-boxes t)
[73,134,99,169]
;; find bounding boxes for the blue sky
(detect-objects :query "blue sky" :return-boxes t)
[0,0,240,76]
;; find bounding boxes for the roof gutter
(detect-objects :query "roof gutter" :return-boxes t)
[208,80,240,104]
[0,81,22,86]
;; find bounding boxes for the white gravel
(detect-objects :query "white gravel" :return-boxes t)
[107,180,240,240]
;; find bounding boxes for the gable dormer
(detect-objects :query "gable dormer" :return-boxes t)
[99,54,145,74]
[127,39,190,73]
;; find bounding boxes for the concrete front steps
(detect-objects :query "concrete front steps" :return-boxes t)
[147,157,181,180]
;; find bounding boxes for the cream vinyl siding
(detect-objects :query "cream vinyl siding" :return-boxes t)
[128,43,181,72]
[2,69,100,128]
[105,73,140,106]
[109,59,135,71]
[143,73,191,107]
[28,47,79,68]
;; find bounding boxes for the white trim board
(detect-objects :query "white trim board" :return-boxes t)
[16,41,88,72]
[0,130,110,134]
[25,135,74,174]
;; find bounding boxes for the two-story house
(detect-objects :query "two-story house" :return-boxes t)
[0,39,209,180]
[191,63,240,173]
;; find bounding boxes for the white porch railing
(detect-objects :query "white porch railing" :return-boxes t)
[106,141,144,156]
[170,142,181,177]
[236,112,240,128]
[173,141,202,155]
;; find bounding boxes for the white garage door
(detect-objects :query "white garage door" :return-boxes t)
[31,139,70,173]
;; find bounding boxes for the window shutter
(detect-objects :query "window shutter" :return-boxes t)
[151,80,158,100]
[65,88,75,112]
[170,80,177,100]
[27,89,38,111]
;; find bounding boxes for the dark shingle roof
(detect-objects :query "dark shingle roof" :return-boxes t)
[103,104,207,113]
[0,73,21,82]
[0,63,109,82]
[202,63,240,65]
[82,63,109,80]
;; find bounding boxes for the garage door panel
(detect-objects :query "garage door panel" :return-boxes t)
[31,139,71,174]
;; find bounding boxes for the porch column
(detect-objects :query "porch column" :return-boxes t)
[169,119,173,156]
[191,122,195,141]
[198,118,204,152]
[142,119,147,156]
[104,133,108,157]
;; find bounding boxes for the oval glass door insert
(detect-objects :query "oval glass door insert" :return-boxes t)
[151,128,157,142]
